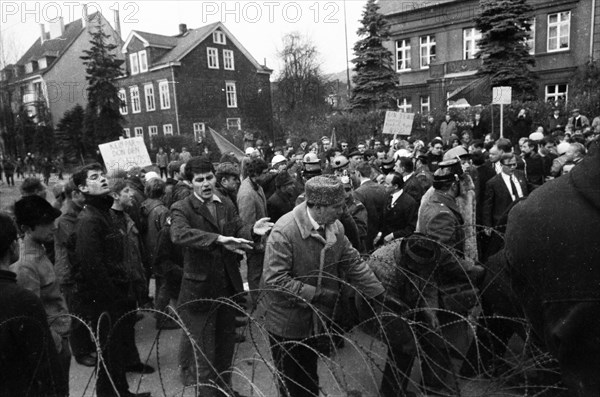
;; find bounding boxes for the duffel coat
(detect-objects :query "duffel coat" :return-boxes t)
[260,202,384,339]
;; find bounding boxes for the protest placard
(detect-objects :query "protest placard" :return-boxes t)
[98,137,152,174]
[382,111,415,135]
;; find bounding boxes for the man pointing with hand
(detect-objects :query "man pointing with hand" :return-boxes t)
[170,156,272,395]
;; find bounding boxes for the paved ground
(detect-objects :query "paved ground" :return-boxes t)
[1,176,545,396]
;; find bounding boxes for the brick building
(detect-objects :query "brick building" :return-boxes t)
[115,22,273,144]
[380,0,600,113]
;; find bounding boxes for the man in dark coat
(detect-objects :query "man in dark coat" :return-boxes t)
[504,141,600,396]
[354,162,388,252]
[267,172,297,223]
[482,153,528,234]
[170,157,272,395]
[395,156,425,204]
[378,172,418,245]
[71,164,150,397]
[0,213,66,397]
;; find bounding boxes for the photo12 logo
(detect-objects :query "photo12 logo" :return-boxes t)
[199,1,341,24]
[1,2,140,24]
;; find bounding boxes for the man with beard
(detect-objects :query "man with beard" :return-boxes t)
[71,163,151,397]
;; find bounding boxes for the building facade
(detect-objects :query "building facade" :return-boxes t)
[115,22,273,145]
[380,0,600,113]
[0,11,122,129]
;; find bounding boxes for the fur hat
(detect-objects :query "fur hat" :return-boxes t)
[331,155,349,170]
[305,175,345,206]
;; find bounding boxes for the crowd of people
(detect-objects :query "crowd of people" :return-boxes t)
[0,118,598,397]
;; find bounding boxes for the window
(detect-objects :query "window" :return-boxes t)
[123,128,130,138]
[223,50,235,70]
[420,35,436,68]
[548,12,570,52]
[545,84,568,104]
[397,97,412,113]
[463,28,482,59]
[227,118,241,130]
[149,125,158,136]
[144,84,155,111]
[396,39,411,72]
[420,96,430,114]
[158,81,171,109]
[193,122,206,140]
[118,89,128,115]
[225,82,237,108]
[207,47,219,69]
[25,62,33,73]
[163,124,173,136]
[38,57,47,69]
[134,127,143,137]
[130,86,141,113]
[139,50,148,72]
[525,18,536,55]
[130,53,139,75]
[213,31,226,44]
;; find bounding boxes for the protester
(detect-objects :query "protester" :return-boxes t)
[170,157,272,394]
[0,212,66,397]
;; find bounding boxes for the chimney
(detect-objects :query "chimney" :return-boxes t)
[82,4,88,28]
[40,24,46,44]
[113,9,121,38]
[48,17,65,39]
[179,23,187,35]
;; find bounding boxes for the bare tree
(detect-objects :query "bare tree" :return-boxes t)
[273,33,331,139]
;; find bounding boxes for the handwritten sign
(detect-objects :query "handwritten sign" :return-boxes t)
[98,137,152,174]
[492,86,512,104]
[382,111,415,135]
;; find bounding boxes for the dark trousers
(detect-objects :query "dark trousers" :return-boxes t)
[159,167,167,179]
[178,296,237,396]
[5,173,14,186]
[96,309,133,396]
[246,252,264,306]
[269,333,319,397]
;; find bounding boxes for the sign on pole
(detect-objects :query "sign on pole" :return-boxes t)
[492,86,512,104]
[98,137,152,174]
[382,111,415,136]
[492,86,512,138]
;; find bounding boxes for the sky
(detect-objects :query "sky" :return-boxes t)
[0,0,368,77]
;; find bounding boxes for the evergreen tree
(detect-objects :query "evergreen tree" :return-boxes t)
[350,0,398,111]
[475,0,537,101]
[56,104,86,162]
[80,18,123,147]
[569,60,600,117]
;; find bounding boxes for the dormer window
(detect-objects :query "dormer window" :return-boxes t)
[139,50,148,73]
[25,62,33,74]
[213,31,226,45]
[130,53,139,75]
[38,57,47,69]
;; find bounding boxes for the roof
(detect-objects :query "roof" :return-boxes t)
[378,0,458,16]
[133,31,178,48]
[8,12,115,79]
[123,22,271,74]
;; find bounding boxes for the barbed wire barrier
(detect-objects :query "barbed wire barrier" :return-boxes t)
[2,226,570,396]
